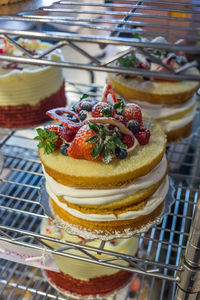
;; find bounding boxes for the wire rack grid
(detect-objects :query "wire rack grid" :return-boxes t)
[0,82,199,299]
[0,0,200,82]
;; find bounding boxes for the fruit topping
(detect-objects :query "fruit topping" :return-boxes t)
[122,134,135,148]
[127,120,140,133]
[68,122,128,163]
[123,103,142,125]
[115,147,128,159]
[102,83,118,103]
[92,102,114,118]
[85,117,133,136]
[61,126,77,143]
[34,126,62,154]
[46,107,82,130]
[35,87,151,162]
[60,143,70,156]
[134,127,151,145]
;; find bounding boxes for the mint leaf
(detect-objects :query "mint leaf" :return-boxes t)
[103,146,112,164]
[113,98,125,114]
[113,136,127,149]
[80,93,89,101]
[101,106,113,117]
[88,122,100,133]
[34,128,58,154]
[118,52,138,68]
[92,142,103,159]
[87,135,99,143]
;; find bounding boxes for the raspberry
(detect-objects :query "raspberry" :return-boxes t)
[134,127,151,145]
[122,134,134,148]
[114,114,126,126]
[61,126,77,143]
[123,104,142,124]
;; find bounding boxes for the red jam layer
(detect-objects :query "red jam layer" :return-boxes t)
[45,268,133,298]
[0,83,67,128]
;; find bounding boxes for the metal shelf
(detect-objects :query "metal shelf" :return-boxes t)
[0,82,199,299]
[0,0,200,81]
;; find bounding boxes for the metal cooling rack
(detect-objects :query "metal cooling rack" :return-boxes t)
[0,0,200,81]
[0,82,199,300]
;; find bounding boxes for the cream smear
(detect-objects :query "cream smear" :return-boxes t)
[49,176,169,222]
[44,155,168,206]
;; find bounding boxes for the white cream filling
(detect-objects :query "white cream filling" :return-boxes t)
[44,155,167,206]
[49,176,169,222]
[130,94,197,119]
[0,40,64,106]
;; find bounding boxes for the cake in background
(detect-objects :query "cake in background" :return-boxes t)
[107,36,200,143]
[41,218,139,299]
[36,84,168,240]
[0,0,24,4]
[0,38,67,128]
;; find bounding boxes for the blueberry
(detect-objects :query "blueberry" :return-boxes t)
[79,111,87,121]
[128,120,140,133]
[60,143,69,156]
[115,147,128,159]
[71,117,79,123]
[81,102,93,112]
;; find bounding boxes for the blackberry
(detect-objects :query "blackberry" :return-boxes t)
[60,143,69,156]
[81,102,93,112]
[127,120,140,133]
[79,111,87,121]
[115,147,128,159]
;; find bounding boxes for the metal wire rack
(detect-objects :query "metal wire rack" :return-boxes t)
[0,0,200,81]
[0,82,199,299]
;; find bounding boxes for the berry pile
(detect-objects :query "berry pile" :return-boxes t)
[35,84,151,163]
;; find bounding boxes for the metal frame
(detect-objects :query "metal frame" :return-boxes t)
[0,0,200,81]
[0,0,200,299]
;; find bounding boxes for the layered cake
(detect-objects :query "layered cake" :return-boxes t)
[107,37,200,142]
[41,218,139,299]
[36,85,168,239]
[0,38,67,128]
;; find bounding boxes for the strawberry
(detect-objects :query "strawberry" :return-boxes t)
[67,124,102,161]
[46,107,82,131]
[92,102,114,118]
[101,83,118,104]
[130,276,141,292]
[134,127,151,145]
[122,103,142,124]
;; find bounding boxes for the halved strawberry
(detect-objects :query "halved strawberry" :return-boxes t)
[67,124,102,161]
[46,107,82,131]
[92,102,114,118]
[101,83,118,104]
[122,104,142,124]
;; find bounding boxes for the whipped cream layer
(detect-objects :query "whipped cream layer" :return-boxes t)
[0,39,64,106]
[49,176,169,222]
[44,155,168,206]
[41,218,138,279]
